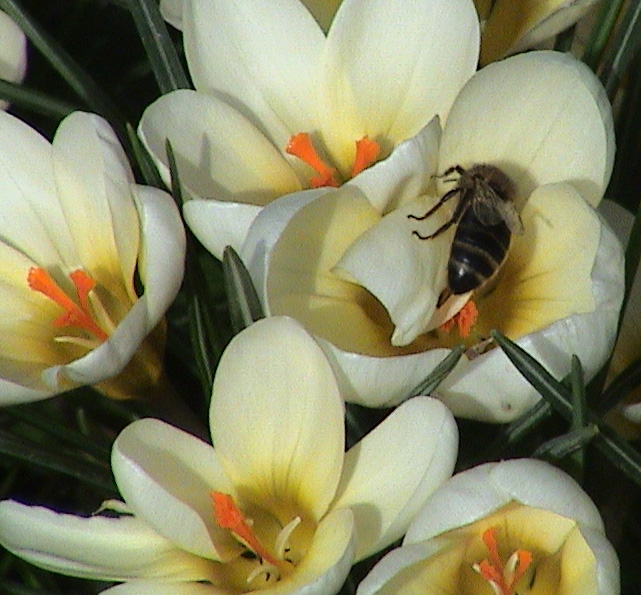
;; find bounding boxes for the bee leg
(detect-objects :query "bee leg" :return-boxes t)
[408,187,460,222]
[437,287,452,308]
[439,165,465,178]
[412,215,457,240]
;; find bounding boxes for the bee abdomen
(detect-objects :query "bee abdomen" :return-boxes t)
[448,220,511,295]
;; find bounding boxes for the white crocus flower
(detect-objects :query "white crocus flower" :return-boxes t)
[475,0,601,65]
[0,317,458,595]
[0,110,185,404]
[356,459,619,595]
[0,10,27,109]
[140,0,480,258]
[240,50,623,422]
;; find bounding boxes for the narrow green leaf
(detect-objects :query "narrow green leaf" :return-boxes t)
[568,355,588,480]
[407,345,464,397]
[598,0,641,96]
[166,142,222,397]
[582,0,625,70]
[0,81,79,119]
[0,430,115,493]
[222,246,265,335]
[533,424,599,460]
[492,331,641,488]
[0,0,128,142]
[125,0,190,93]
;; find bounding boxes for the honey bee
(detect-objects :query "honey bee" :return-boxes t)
[408,164,524,307]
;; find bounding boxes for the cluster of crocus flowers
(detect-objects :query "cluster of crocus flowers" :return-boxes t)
[140,0,480,258]
[0,10,27,109]
[0,316,459,595]
[357,459,620,595]
[240,49,623,422]
[0,110,185,404]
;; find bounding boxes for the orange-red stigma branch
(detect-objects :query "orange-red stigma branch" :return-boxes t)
[286,133,339,188]
[438,300,479,338]
[474,527,533,595]
[211,492,284,569]
[28,268,108,342]
[351,136,380,177]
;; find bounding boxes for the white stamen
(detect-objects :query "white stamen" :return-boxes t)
[246,562,279,584]
[275,516,301,559]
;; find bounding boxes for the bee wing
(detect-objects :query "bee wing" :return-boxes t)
[473,196,524,234]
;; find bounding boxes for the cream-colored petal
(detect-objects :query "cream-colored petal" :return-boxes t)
[53,112,139,291]
[48,186,185,388]
[434,184,623,422]
[0,377,50,405]
[439,51,614,208]
[487,459,605,530]
[210,317,345,521]
[183,0,323,149]
[138,90,302,208]
[404,462,506,544]
[334,193,452,347]
[260,508,355,595]
[183,200,261,260]
[112,418,240,561]
[102,583,218,595]
[320,0,478,170]
[0,11,27,85]
[317,338,454,407]
[480,0,599,65]
[0,501,213,582]
[159,0,184,29]
[345,116,441,214]
[331,397,457,560]
[0,110,77,266]
[581,526,621,595]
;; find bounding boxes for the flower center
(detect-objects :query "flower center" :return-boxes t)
[212,492,299,585]
[286,132,380,188]
[28,267,108,342]
[473,527,533,595]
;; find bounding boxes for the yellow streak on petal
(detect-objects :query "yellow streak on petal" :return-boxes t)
[474,183,598,340]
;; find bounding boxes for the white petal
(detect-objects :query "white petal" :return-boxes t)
[112,418,239,561]
[0,110,77,266]
[0,11,27,85]
[345,116,441,214]
[479,0,599,64]
[0,377,50,405]
[582,526,621,595]
[183,199,261,260]
[138,90,302,208]
[317,338,454,407]
[331,397,457,560]
[53,112,139,289]
[439,51,614,208]
[0,500,211,581]
[102,583,218,595]
[486,460,605,531]
[334,193,452,347]
[159,0,184,29]
[49,186,185,387]
[320,0,478,167]
[404,462,506,544]
[183,0,323,149]
[210,317,345,521]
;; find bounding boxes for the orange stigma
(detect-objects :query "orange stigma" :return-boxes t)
[351,136,380,177]
[28,268,108,341]
[286,133,339,188]
[473,527,533,595]
[439,299,479,338]
[211,492,284,569]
